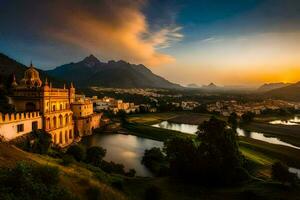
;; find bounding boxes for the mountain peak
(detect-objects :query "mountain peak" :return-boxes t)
[82,54,100,67]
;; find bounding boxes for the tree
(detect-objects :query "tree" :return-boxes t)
[117,110,128,124]
[29,130,52,154]
[86,146,106,166]
[165,117,249,185]
[241,112,255,123]
[66,145,85,162]
[142,147,167,176]
[272,162,296,185]
[228,112,238,131]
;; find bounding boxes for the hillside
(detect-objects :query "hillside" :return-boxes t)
[265,82,300,101]
[0,53,63,87]
[47,55,182,89]
[0,143,126,200]
[258,82,291,92]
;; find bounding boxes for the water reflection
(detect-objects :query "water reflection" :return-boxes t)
[236,128,300,149]
[151,121,300,149]
[289,167,300,179]
[269,116,300,125]
[82,134,163,177]
[152,121,198,134]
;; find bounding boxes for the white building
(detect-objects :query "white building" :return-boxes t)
[0,112,42,141]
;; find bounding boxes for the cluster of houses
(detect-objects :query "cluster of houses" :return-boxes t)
[170,101,200,111]
[206,100,300,116]
[92,96,140,114]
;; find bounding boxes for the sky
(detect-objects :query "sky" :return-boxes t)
[1,0,300,86]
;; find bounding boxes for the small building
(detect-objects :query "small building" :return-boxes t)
[71,97,102,137]
[0,112,42,141]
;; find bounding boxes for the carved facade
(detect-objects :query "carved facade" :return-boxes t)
[3,64,75,147]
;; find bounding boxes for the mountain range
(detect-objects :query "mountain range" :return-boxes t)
[0,53,181,89]
[47,55,182,89]
[257,82,291,92]
[264,82,300,101]
[2,52,300,100]
[0,53,62,87]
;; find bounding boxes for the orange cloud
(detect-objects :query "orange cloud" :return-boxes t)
[40,0,181,66]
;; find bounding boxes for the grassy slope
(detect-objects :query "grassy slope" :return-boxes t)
[124,177,300,200]
[0,143,126,200]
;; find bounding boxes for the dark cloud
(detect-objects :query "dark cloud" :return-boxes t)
[0,0,182,67]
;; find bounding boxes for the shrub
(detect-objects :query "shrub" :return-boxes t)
[144,185,162,200]
[272,162,297,185]
[86,186,101,200]
[111,177,124,190]
[61,154,75,166]
[86,146,106,166]
[142,147,167,176]
[30,130,52,154]
[0,162,75,200]
[66,145,85,162]
[126,169,136,177]
[101,160,125,175]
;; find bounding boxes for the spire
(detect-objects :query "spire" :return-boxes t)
[70,82,74,88]
[50,82,52,88]
[45,77,48,86]
[30,60,33,68]
[11,73,18,87]
[63,84,66,89]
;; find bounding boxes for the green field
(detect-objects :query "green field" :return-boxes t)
[128,112,213,125]
[124,122,194,141]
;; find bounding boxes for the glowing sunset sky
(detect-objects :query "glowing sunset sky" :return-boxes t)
[1,0,300,86]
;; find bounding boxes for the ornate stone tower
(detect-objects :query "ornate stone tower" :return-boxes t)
[69,82,75,104]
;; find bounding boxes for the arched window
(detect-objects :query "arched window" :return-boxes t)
[65,131,68,143]
[60,104,63,110]
[59,115,63,127]
[46,118,50,130]
[53,116,57,128]
[65,114,69,124]
[52,105,56,111]
[69,130,72,139]
[59,131,63,144]
[53,133,57,144]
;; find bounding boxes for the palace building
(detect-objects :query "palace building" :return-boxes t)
[0,63,103,146]
[1,63,75,146]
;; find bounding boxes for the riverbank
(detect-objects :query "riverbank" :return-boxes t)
[128,112,213,125]
[241,122,300,147]
[123,121,300,171]
[124,122,194,142]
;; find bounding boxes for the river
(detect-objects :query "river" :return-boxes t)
[269,116,300,125]
[152,121,300,150]
[82,133,163,177]
[82,120,300,177]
